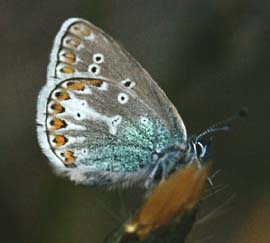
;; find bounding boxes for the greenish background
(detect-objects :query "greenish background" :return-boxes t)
[0,0,269,242]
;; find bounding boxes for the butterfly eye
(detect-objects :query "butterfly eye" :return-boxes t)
[93,53,104,64]
[88,64,100,75]
[195,141,206,158]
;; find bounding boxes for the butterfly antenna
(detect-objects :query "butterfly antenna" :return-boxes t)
[196,107,248,141]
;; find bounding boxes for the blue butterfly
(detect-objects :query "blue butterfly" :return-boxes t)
[37,18,244,189]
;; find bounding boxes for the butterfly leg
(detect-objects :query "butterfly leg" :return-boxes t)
[144,159,169,189]
[144,148,189,189]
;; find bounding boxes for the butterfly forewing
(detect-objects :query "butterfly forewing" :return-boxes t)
[37,18,187,186]
[48,18,186,137]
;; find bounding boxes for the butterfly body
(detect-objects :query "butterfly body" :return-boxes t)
[37,18,209,188]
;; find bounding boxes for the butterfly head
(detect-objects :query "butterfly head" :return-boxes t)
[192,107,247,159]
[190,107,248,164]
[190,137,212,164]
[147,108,247,187]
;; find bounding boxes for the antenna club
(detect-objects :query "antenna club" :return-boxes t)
[196,107,247,141]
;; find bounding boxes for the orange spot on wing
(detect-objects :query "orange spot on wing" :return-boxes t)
[126,163,210,240]
[53,134,68,147]
[69,23,91,37]
[66,53,76,63]
[51,103,65,113]
[55,91,70,101]
[86,79,103,87]
[67,81,85,91]
[50,118,67,130]
[64,150,76,164]
[60,50,76,64]
[62,65,75,74]
[62,35,80,49]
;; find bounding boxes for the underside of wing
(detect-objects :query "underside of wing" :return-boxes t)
[37,77,178,187]
[47,18,186,140]
[38,77,176,167]
[37,18,187,187]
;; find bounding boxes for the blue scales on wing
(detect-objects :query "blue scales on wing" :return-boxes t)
[37,18,187,187]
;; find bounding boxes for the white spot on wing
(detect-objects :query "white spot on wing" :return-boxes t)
[88,63,100,75]
[99,81,108,91]
[67,136,86,145]
[121,79,135,88]
[67,123,87,130]
[61,97,122,135]
[77,43,85,51]
[110,115,122,135]
[118,93,129,104]
[93,53,104,64]
[86,33,96,41]
[141,117,149,124]
[74,56,83,64]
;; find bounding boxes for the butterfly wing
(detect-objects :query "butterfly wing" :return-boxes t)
[46,18,186,139]
[37,18,187,187]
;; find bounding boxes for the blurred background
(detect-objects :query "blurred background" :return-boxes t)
[0,0,269,242]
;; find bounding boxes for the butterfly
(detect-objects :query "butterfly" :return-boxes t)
[37,18,242,189]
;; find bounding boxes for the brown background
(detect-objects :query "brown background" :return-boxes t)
[0,0,269,242]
